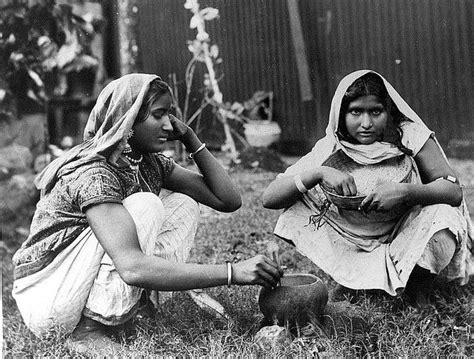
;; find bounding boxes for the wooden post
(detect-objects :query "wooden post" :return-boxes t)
[286,0,313,102]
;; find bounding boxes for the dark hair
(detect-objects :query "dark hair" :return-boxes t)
[136,78,172,123]
[338,73,413,156]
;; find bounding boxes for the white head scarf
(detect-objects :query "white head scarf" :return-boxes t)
[35,74,160,193]
[284,69,434,175]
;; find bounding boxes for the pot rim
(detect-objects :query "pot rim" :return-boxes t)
[278,273,323,287]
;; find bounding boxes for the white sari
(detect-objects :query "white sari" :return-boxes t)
[274,70,473,295]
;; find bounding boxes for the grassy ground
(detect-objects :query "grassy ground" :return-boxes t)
[2,162,473,357]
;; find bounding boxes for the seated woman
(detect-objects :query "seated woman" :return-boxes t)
[12,74,282,350]
[263,70,472,306]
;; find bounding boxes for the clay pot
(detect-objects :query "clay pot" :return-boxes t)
[258,273,328,329]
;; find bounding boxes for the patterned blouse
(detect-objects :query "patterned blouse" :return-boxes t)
[13,153,175,280]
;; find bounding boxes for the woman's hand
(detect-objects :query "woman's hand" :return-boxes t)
[167,114,193,142]
[163,114,242,212]
[320,166,358,196]
[263,166,357,209]
[358,182,409,213]
[232,255,283,289]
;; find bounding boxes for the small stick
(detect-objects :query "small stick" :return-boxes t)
[267,241,282,286]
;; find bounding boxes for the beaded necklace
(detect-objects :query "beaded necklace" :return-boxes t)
[125,153,143,166]
[124,153,143,182]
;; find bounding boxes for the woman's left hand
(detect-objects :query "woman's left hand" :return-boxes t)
[167,114,193,141]
[163,114,242,212]
[358,183,409,213]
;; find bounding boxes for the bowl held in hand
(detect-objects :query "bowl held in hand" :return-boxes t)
[320,150,413,213]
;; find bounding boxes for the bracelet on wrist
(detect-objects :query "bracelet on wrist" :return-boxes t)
[294,174,308,193]
[434,175,458,184]
[226,262,233,287]
[188,143,206,160]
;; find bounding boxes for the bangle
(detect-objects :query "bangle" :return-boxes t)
[188,143,206,160]
[226,262,233,287]
[294,174,308,193]
[434,175,458,184]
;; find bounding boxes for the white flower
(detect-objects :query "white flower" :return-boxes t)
[210,44,219,58]
[189,14,200,29]
[184,0,198,10]
[200,7,219,21]
[187,40,200,53]
[196,31,209,41]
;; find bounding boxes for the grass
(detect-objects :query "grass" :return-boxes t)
[2,166,473,357]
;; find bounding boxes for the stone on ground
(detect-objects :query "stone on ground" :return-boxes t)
[254,324,293,349]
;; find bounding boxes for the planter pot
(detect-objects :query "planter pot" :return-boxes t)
[258,273,328,329]
[244,120,281,147]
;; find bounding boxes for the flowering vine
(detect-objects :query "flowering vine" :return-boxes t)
[184,0,239,159]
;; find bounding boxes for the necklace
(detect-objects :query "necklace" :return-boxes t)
[124,154,143,174]
[124,153,143,165]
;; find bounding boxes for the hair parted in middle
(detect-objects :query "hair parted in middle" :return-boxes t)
[337,72,413,156]
[135,78,173,124]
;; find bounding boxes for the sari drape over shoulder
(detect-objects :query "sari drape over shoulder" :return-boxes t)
[35,74,160,194]
[12,74,197,336]
[13,74,175,279]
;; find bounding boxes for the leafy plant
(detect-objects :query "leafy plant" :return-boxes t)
[181,0,248,160]
[0,0,103,106]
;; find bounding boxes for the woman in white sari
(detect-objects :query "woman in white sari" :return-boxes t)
[12,74,282,354]
[263,70,472,305]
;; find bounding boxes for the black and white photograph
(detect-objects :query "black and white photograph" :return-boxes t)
[1,0,472,356]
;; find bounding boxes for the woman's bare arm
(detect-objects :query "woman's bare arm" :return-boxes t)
[164,158,240,213]
[85,202,281,290]
[164,118,241,212]
[359,137,463,212]
[262,167,357,209]
[407,137,462,206]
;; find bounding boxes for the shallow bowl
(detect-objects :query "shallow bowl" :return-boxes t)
[320,150,412,211]
[320,186,366,210]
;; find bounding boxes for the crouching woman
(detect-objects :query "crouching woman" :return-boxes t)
[12,74,282,347]
[263,70,472,305]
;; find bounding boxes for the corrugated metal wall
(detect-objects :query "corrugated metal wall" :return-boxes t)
[137,0,473,153]
[301,0,473,148]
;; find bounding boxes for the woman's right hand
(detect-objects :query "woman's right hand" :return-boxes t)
[319,166,357,196]
[232,255,283,289]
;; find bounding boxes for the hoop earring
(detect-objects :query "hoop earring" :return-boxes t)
[123,129,134,154]
[123,144,132,153]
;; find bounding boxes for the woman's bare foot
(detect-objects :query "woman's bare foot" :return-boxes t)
[65,316,127,356]
[404,265,436,309]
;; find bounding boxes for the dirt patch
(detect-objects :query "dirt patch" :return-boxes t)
[233,146,287,173]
